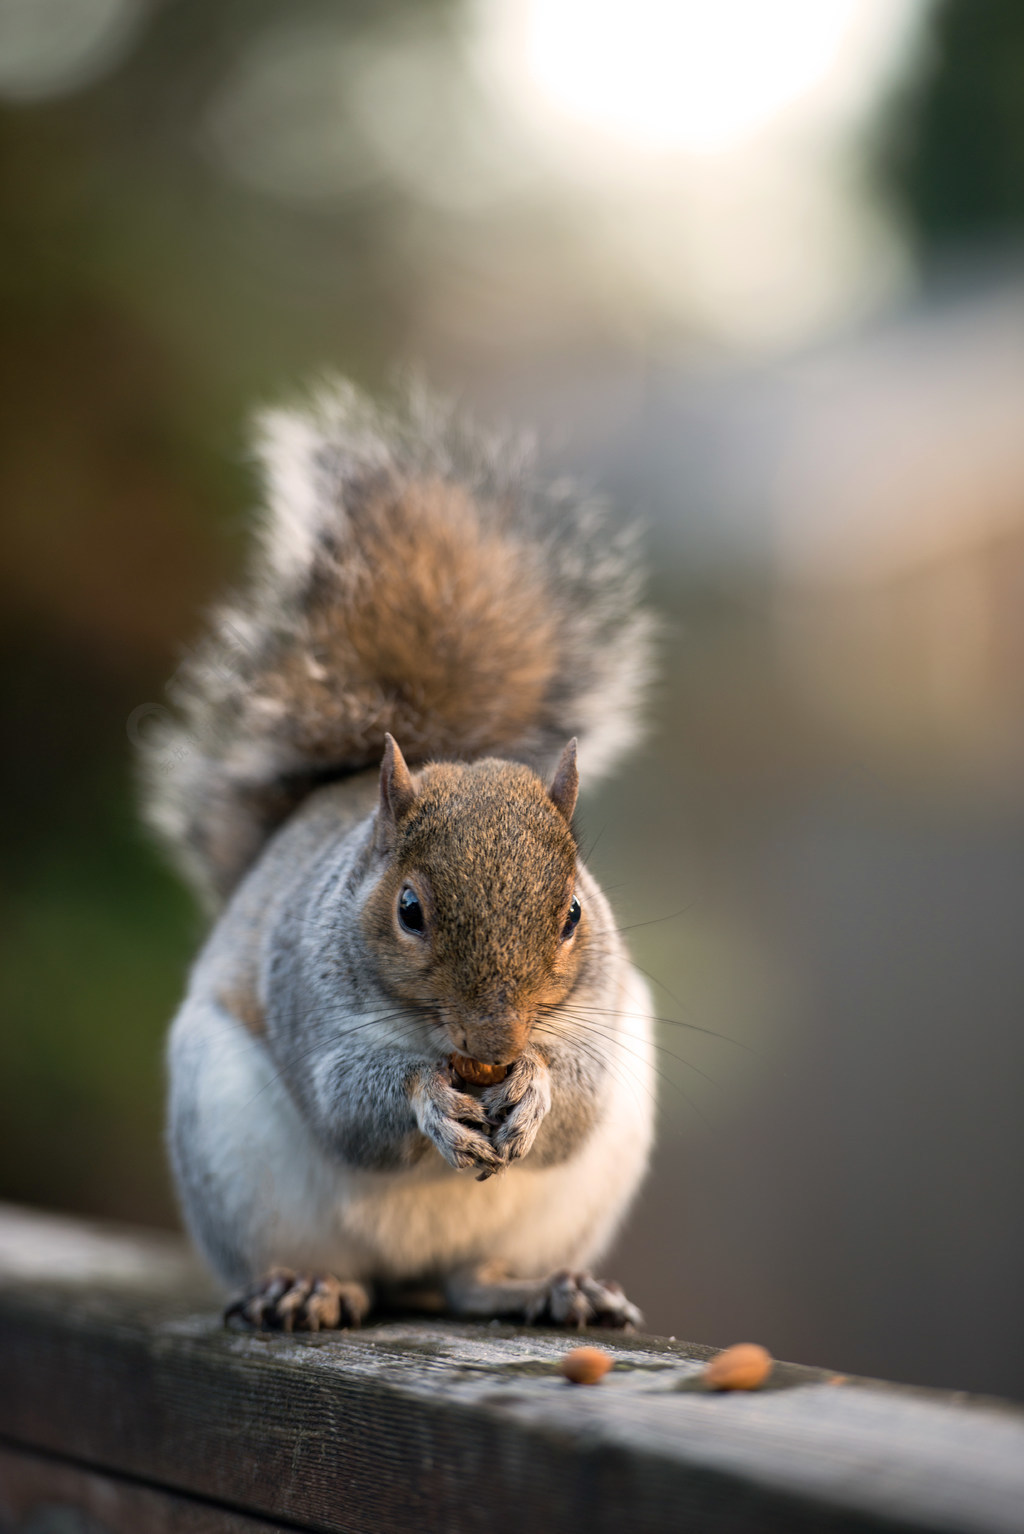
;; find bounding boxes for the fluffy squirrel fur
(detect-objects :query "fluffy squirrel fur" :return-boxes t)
[152,378,657,1331]
[144,378,652,910]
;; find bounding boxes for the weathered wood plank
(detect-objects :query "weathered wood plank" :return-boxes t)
[0,1444,298,1534]
[1,1205,1022,1534]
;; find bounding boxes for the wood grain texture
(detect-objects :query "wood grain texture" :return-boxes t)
[0,1444,297,1534]
[1,1205,1023,1534]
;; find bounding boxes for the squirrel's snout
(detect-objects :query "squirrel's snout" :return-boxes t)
[446,1014,532,1067]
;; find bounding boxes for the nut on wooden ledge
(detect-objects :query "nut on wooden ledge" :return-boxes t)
[450,1053,508,1087]
[702,1343,773,1391]
[561,1346,613,1385]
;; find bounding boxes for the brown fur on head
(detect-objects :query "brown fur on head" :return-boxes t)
[363,738,585,1065]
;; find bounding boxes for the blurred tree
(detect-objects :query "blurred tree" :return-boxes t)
[876,0,1024,259]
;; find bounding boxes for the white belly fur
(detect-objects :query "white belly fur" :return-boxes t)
[172,968,655,1285]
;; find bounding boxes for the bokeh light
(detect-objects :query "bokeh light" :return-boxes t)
[509,0,890,154]
[0,0,145,101]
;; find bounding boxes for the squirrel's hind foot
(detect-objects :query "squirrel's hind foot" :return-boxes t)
[224,1269,371,1333]
[524,1269,642,1331]
[445,1262,642,1331]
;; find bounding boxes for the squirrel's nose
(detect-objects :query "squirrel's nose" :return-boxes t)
[448,1010,532,1066]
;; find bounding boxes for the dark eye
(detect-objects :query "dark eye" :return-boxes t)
[561,895,581,941]
[397,886,425,935]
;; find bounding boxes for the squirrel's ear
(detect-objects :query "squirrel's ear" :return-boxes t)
[547,738,579,823]
[377,733,417,848]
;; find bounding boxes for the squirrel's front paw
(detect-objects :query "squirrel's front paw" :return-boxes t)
[483,1052,551,1165]
[412,1068,506,1175]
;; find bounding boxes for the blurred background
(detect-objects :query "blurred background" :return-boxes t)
[2,0,1023,1399]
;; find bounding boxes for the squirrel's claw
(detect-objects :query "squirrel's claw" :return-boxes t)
[224,1269,370,1332]
[524,1270,643,1331]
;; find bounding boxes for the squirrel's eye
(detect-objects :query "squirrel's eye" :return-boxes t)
[561,895,581,941]
[397,886,425,935]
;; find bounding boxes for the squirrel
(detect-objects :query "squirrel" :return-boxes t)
[143,379,656,1331]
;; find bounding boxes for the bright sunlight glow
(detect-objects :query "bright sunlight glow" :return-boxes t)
[475,0,926,346]
[516,0,866,154]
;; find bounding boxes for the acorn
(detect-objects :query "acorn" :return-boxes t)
[450,1053,508,1087]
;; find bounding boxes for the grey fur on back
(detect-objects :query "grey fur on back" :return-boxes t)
[141,377,654,908]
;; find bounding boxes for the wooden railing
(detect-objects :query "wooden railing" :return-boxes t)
[0,1203,1022,1533]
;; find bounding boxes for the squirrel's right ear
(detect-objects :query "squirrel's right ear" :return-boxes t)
[548,738,579,823]
[376,734,417,852]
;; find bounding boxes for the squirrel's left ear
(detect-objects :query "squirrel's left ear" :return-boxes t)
[548,738,579,823]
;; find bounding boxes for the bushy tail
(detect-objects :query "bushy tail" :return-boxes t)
[141,378,654,907]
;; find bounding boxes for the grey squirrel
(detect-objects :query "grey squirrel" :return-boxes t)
[144,379,656,1330]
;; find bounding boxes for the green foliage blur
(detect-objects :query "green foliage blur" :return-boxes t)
[0,0,462,1222]
[877,0,1024,259]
